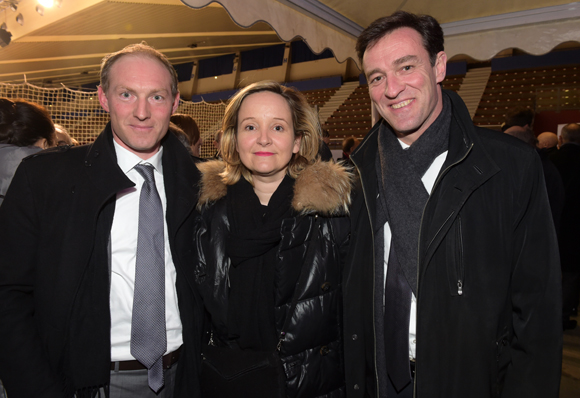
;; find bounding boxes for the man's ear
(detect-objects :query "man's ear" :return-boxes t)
[435,51,447,84]
[172,92,180,114]
[97,86,109,112]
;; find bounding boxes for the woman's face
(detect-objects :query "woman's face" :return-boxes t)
[236,91,301,182]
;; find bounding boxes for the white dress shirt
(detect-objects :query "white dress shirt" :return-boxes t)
[383,139,448,360]
[110,141,183,361]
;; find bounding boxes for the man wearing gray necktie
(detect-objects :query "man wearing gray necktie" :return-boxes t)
[131,163,167,393]
[0,43,204,397]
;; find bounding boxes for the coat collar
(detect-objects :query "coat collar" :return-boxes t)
[78,122,198,235]
[196,159,353,216]
[79,123,134,212]
[161,131,200,236]
[350,90,501,273]
[419,90,500,273]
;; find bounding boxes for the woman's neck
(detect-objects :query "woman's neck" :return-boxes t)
[252,174,285,205]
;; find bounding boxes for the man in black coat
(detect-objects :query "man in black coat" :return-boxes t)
[343,11,562,398]
[549,122,580,329]
[0,44,203,397]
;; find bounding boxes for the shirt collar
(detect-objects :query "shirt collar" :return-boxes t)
[113,139,164,175]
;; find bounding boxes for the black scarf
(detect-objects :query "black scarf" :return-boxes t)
[225,175,295,350]
[376,93,451,294]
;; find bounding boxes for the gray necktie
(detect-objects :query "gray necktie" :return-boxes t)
[131,163,166,392]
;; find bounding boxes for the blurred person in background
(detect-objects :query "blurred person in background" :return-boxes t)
[169,121,193,153]
[319,128,333,161]
[537,132,559,155]
[0,98,55,206]
[549,123,580,330]
[54,123,79,146]
[338,136,360,165]
[502,106,534,132]
[171,113,203,159]
[0,97,55,397]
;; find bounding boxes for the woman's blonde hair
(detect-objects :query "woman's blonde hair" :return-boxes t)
[220,80,321,185]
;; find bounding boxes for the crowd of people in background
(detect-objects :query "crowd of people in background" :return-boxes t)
[0,10,572,398]
[501,107,580,332]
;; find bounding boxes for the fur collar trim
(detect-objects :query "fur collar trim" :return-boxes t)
[196,160,353,216]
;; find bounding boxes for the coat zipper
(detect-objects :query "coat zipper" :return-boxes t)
[414,141,473,394]
[456,215,464,296]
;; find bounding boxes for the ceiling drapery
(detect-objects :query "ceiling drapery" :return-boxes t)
[182,0,357,63]
[182,0,580,65]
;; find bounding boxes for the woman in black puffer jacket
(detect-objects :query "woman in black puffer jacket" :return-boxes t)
[193,81,352,397]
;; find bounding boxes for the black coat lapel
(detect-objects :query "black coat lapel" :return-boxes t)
[351,121,380,232]
[419,93,500,280]
[65,125,133,281]
[162,133,200,243]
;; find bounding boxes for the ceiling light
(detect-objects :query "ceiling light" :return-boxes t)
[36,5,44,16]
[38,0,53,7]
[15,13,23,25]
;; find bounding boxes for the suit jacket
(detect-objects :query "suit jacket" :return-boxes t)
[343,90,562,398]
[0,123,203,397]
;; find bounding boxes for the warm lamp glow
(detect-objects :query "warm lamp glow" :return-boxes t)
[38,0,54,7]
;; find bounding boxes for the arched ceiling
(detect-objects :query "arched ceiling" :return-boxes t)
[0,0,578,87]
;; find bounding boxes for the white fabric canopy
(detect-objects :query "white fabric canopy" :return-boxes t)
[182,0,580,66]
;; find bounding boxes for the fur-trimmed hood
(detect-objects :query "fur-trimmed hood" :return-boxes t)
[196,159,353,216]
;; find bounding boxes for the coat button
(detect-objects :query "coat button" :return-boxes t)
[321,282,331,292]
[352,334,358,340]
[319,346,330,356]
[354,384,360,390]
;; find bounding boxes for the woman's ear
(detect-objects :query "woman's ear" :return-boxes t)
[293,135,302,154]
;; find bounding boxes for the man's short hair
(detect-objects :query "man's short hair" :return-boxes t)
[342,136,359,153]
[356,11,444,66]
[503,107,534,131]
[99,42,178,98]
[169,122,193,155]
[171,114,201,146]
[561,123,580,144]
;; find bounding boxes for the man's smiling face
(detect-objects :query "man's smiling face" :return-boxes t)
[363,27,447,144]
[97,54,179,160]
